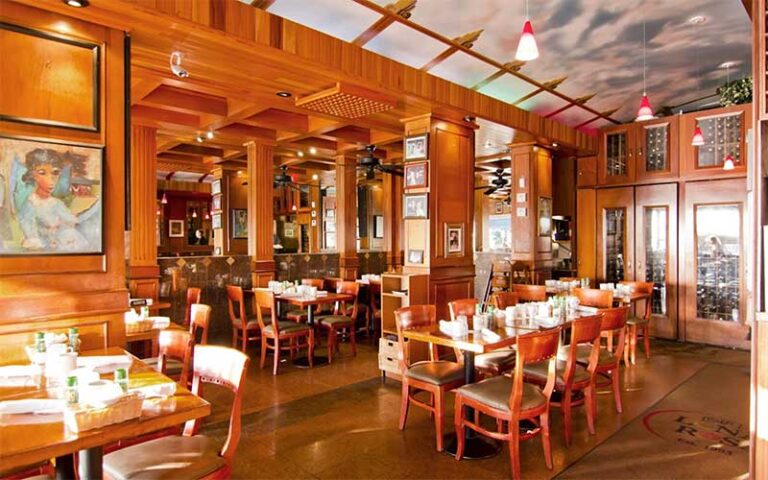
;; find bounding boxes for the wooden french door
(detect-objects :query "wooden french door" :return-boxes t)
[634,184,678,340]
[596,187,635,283]
[682,178,749,349]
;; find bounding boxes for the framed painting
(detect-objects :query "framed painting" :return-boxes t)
[403,193,428,219]
[168,220,184,237]
[0,23,100,132]
[374,215,384,238]
[404,134,428,161]
[211,213,222,230]
[445,223,464,257]
[407,249,424,265]
[404,161,428,189]
[211,179,221,195]
[0,135,104,256]
[211,194,222,212]
[231,208,248,239]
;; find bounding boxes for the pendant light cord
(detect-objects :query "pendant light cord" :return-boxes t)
[642,19,647,95]
[525,0,529,20]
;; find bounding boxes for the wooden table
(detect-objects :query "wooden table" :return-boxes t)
[403,324,540,459]
[125,323,185,358]
[0,347,210,478]
[272,291,353,367]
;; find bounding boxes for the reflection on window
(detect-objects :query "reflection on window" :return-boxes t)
[488,214,511,250]
[604,208,625,283]
[696,114,742,168]
[644,207,667,315]
[644,125,668,172]
[696,204,741,322]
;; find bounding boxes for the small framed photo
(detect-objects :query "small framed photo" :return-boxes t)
[326,208,335,219]
[284,225,295,238]
[211,179,222,195]
[212,194,222,212]
[538,197,552,237]
[231,209,248,239]
[311,219,317,227]
[211,213,222,230]
[445,223,464,257]
[403,193,429,219]
[404,161,428,189]
[407,249,424,264]
[404,134,428,161]
[169,220,184,237]
[495,202,503,214]
[374,215,384,239]
[311,210,317,218]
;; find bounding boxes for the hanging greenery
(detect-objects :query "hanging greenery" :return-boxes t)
[718,77,753,106]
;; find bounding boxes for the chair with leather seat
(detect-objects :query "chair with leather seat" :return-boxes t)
[453,327,560,479]
[525,314,603,446]
[255,289,315,375]
[395,305,464,452]
[142,328,193,387]
[183,287,202,328]
[285,278,325,323]
[317,281,359,363]
[449,298,515,377]
[573,287,613,308]
[619,280,654,365]
[104,345,249,480]
[512,284,547,302]
[226,285,260,352]
[491,291,518,310]
[561,306,629,414]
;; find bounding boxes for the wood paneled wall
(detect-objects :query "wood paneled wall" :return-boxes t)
[0,1,128,350]
[247,141,275,287]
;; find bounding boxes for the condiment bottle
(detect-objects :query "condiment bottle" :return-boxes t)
[68,327,80,353]
[115,368,129,393]
[66,375,78,404]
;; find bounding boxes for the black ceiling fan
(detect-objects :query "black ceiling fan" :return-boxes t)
[475,168,511,196]
[273,165,302,191]
[357,144,403,180]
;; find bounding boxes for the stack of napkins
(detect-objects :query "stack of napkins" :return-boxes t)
[439,320,468,337]
[0,365,41,387]
[0,398,66,416]
[480,328,501,342]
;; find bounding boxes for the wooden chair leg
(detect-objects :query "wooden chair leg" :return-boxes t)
[496,418,504,433]
[453,398,465,460]
[643,325,651,359]
[399,382,410,430]
[611,367,623,413]
[241,328,247,353]
[540,410,553,470]
[289,337,295,361]
[350,326,357,356]
[272,338,280,376]
[259,337,267,369]
[585,384,596,435]
[562,388,573,447]
[327,330,335,364]
[509,418,521,480]
[231,329,237,349]
[434,389,444,452]
[630,325,638,365]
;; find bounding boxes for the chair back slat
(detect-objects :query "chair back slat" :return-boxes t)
[564,314,604,379]
[598,306,630,363]
[225,285,247,327]
[491,291,518,309]
[448,298,477,320]
[509,328,560,409]
[574,288,613,308]
[157,329,194,387]
[254,289,279,333]
[183,287,202,327]
[394,305,439,369]
[189,303,211,345]
[301,278,325,289]
[335,281,360,319]
[512,284,547,302]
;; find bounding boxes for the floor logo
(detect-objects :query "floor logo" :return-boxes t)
[643,409,748,457]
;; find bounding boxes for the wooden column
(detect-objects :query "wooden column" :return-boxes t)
[211,166,226,256]
[335,154,360,280]
[402,114,475,320]
[246,141,275,287]
[127,125,159,298]
[509,144,553,283]
[382,172,403,271]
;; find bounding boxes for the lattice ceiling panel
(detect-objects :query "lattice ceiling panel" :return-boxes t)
[295,83,397,119]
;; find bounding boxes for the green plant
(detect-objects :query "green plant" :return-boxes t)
[718,77,753,106]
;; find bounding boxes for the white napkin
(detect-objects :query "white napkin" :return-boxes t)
[439,320,468,337]
[0,365,41,387]
[481,328,502,342]
[149,316,170,329]
[0,398,66,415]
[79,380,126,408]
[77,355,132,373]
[575,305,599,314]
[130,380,177,399]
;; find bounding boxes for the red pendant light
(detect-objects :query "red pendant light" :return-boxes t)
[691,125,705,146]
[635,19,654,122]
[161,191,168,204]
[515,0,539,61]
[723,154,735,171]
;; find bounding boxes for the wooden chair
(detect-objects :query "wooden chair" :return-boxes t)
[573,287,613,308]
[156,329,194,387]
[570,307,629,413]
[453,328,560,479]
[559,277,579,283]
[104,345,249,479]
[226,285,260,352]
[510,261,533,285]
[285,278,325,322]
[448,298,477,320]
[189,303,211,345]
[512,284,547,302]
[317,281,359,363]
[491,291,518,309]
[448,298,515,377]
[394,305,464,452]
[254,290,315,375]
[619,281,654,365]
[183,287,202,327]
[525,314,603,446]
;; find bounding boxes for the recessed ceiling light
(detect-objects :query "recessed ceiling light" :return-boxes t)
[719,61,738,69]
[276,91,292,98]
[195,135,204,143]
[308,147,317,155]
[312,174,319,181]
[206,130,214,139]
[63,0,89,7]
[688,15,707,25]
[297,151,304,157]
[552,142,558,148]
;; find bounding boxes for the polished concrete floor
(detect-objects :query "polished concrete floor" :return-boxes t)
[201,337,750,479]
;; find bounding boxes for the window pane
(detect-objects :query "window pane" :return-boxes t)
[644,207,667,315]
[696,114,742,168]
[695,204,741,322]
[604,208,626,283]
[644,125,668,172]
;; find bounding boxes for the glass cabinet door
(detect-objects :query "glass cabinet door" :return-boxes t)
[644,207,667,315]
[695,204,741,322]
[604,208,626,283]
[695,113,743,169]
[642,124,669,172]
[605,132,628,177]
[597,187,635,284]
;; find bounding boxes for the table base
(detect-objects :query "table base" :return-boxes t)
[292,355,329,368]
[442,434,501,459]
